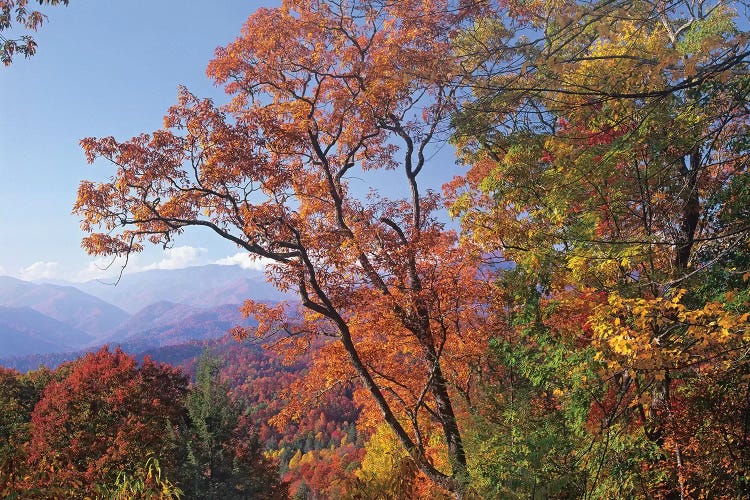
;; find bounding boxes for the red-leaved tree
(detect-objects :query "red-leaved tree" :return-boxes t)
[27,348,187,493]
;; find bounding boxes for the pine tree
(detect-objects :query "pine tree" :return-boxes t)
[180,351,286,499]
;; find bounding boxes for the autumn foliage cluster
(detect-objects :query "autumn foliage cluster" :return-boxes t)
[0,0,69,65]
[0,347,286,499]
[12,0,745,497]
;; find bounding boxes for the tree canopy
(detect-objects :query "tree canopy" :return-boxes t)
[73,0,750,497]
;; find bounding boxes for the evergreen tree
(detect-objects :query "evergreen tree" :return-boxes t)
[180,351,286,499]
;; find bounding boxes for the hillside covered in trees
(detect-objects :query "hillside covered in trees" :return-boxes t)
[1,0,749,497]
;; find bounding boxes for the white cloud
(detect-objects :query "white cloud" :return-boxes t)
[18,261,61,281]
[143,246,208,271]
[215,252,271,271]
[72,246,210,283]
[9,247,271,284]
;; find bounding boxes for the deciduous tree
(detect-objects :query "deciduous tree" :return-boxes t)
[27,348,188,495]
[74,1,499,494]
[451,0,750,495]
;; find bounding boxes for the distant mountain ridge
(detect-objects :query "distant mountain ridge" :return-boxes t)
[0,264,281,361]
[73,264,287,313]
[0,276,129,339]
[104,301,257,347]
[103,301,198,343]
[0,306,95,357]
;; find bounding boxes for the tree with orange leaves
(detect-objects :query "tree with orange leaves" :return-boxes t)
[75,0,500,494]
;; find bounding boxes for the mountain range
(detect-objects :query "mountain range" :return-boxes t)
[0,275,128,338]
[75,264,286,313]
[0,306,95,357]
[0,265,284,362]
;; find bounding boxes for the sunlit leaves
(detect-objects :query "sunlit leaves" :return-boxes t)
[74,1,501,494]
[452,0,750,496]
[591,290,749,376]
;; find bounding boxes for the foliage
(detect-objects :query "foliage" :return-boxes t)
[451,0,750,496]
[283,441,364,499]
[14,0,740,496]
[74,0,503,494]
[0,346,294,498]
[99,456,183,500]
[26,347,188,495]
[344,424,423,499]
[0,367,48,497]
[0,0,69,65]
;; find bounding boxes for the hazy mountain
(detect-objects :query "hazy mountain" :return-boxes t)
[111,302,256,348]
[0,276,130,338]
[0,338,255,375]
[0,266,280,361]
[74,265,286,313]
[0,306,95,357]
[0,301,256,369]
[103,301,200,343]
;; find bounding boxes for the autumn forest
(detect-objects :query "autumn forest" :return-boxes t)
[1,0,749,498]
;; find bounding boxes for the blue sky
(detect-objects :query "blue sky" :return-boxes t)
[0,0,460,283]
[0,0,279,281]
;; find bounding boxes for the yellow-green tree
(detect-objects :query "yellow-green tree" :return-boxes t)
[452,0,750,496]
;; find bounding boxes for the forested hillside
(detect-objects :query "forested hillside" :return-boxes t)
[1,0,748,498]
